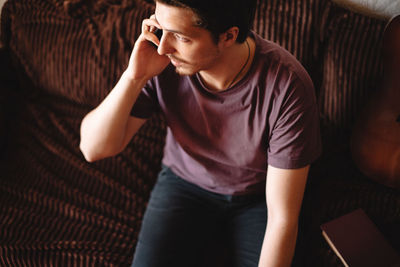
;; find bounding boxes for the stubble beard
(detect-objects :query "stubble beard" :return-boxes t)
[172,61,199,76]
[167,55,194,76]
[174,66,195,76]
[170,47,221,76]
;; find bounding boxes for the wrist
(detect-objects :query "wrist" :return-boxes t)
[122,69,149,87]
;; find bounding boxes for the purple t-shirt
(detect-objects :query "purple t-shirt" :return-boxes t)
[131,32,321,195]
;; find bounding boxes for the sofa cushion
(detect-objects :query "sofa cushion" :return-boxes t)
[253,0,322,75]
[317,1,386,155]
[0,0,168,265]
[3,0,154,105]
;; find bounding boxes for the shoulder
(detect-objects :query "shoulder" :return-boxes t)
[252,31,301,69]
[251,31,314,91]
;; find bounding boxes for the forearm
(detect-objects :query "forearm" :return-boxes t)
[79,14,172,162]
[80,71,147,161]
[258,219,298,267]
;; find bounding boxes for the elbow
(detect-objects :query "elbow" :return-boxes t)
[81,151,98,163]
[80,141,101,162]
[79,139,121,163]
[79,124,122,162]
[79,119,126,162]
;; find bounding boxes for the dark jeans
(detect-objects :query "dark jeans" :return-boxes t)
[131,165,267,267]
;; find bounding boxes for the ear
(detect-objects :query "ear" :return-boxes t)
[218,26,240,47]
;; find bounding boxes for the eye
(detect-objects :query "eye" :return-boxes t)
[174,33,190,42]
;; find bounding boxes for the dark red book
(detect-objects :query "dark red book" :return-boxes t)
[320,208,400,267]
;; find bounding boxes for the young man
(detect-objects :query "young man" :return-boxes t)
[79,0,322,266]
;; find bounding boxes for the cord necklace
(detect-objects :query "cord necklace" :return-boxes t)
[227,39,250,88]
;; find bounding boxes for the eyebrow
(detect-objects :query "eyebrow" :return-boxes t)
[154,14,197,36]
[164,28,187,35]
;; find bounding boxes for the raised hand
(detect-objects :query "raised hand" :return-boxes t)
[126,15,171,82]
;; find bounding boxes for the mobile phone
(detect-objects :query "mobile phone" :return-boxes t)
[151,28,163,47]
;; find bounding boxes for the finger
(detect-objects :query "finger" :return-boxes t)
[143,31,160,47]
[141,18,162,46]
[142,15,161,33]
[148,14,158,32]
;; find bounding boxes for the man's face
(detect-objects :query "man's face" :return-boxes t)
[155,2,222,75]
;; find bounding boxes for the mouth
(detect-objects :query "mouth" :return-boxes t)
[170,58,180,66]
[168,55,185,67]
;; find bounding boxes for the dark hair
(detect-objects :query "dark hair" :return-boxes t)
[155,0,256,43]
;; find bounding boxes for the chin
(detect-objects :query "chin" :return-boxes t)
[174,66,197,76]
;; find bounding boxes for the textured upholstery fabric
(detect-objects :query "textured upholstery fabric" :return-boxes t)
[0,0,399,266]
[318,2,385,153]
[0,1,166,266]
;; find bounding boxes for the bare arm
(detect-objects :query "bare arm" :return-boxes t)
[258,165,309,267]
[79,74,148,162]
[80,15,170,162]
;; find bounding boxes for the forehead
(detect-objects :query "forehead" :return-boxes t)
[155,2,201,35]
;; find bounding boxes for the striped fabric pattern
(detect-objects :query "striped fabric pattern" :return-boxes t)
[1,0,166,266]
[318,2,386,152]
[253,0,321,72]
[0,0,398,266]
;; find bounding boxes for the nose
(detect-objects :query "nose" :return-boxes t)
[157,33,175,55]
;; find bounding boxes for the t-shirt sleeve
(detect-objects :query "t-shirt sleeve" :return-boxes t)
[130,78,159,119]
[267,78,322,169]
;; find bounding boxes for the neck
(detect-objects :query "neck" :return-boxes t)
[199,37,254,91]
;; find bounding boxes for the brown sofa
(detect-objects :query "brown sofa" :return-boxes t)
[1,0,399,266]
